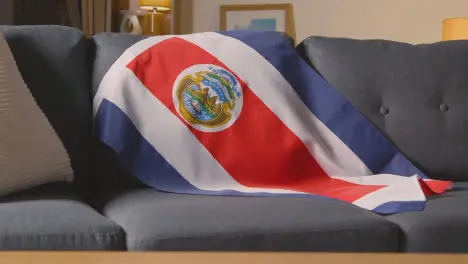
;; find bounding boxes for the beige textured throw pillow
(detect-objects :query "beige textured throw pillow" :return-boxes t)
[0,31,73,196]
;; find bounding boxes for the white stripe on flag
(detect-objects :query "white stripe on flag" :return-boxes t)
[339,175,426,209]
[176,32,371,178]
[95,32,427,211]
[94,35,174,116]
[99,67,307,195]
[95,32,370,177]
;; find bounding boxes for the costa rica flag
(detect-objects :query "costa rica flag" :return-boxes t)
[93,31,451,214]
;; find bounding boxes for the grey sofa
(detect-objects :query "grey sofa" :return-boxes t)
[1,25,467,253]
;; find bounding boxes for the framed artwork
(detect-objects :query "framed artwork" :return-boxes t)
[220,4,295,39]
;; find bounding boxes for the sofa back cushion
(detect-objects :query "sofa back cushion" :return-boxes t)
[91,33,149,192]
[296,36,468,181]
[0,25,92,188]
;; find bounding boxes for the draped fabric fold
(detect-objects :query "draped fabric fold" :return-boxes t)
[93,31,451,214]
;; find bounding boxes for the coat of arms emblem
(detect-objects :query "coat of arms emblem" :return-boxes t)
[173,64,243,132]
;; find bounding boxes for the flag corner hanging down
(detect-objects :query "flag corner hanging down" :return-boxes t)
[93,30,452,215]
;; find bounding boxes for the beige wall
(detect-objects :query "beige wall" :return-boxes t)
[192,0,468,44]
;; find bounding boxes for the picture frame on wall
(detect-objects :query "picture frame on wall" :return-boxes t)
[220,4,296,40]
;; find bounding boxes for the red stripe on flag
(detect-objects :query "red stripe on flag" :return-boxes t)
[126,37,384,202]
[419,179,452,196]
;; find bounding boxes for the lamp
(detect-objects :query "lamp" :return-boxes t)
[442,17,468,41]
[139,0,171,12]
[138,0,171,35]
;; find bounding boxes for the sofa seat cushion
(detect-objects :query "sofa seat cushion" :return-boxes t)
[98,188,400,251]
[387,182,468,252]
[0,183,125,250]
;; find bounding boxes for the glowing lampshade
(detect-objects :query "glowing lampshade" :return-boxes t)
[442,18,468,40]
[139,0,171,11]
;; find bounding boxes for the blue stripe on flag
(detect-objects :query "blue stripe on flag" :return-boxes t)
[95,99,200,193]
[372,201,425,215]
[219,30,426,178]
[95,99,322,198]
[380,152,424,176]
